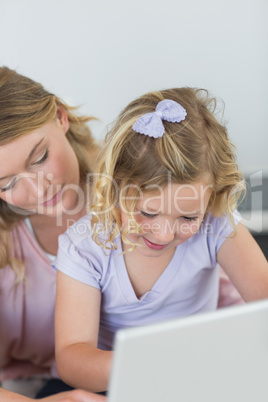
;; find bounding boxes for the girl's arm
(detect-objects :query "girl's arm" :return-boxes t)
[55,271,112,393]
[218,268,245,307]
[217,223,268,301]
[0,387,106,401]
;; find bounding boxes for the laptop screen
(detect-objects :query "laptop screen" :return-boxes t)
[108,299,268,402]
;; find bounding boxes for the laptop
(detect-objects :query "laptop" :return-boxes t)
[108,299,268,402]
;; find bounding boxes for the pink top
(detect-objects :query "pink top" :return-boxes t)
[0,221,57,381]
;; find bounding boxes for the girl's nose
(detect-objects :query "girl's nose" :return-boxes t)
[153,219,177,244]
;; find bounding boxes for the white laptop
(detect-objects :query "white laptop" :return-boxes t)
[108,299,268,402]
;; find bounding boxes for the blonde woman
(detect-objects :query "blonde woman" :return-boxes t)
[0,67,105,401]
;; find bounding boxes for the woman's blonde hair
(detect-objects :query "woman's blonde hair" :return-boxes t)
[0,66,99,274]
[91,87,245,249]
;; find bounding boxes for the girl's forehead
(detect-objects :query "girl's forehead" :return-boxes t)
[142,180,212,199]
[126,181,213,215]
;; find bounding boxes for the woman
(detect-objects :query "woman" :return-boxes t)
[0,67,241,400]
[0,66,105,401]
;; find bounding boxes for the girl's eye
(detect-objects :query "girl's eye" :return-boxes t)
[0,177,17,192]
[140,210,158,219]
[34,149,49,165]
[181,216,198,222]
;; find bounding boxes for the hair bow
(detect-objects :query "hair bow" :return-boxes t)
[132,99,187,138]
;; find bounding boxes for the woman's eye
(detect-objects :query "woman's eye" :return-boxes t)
[0,178,17,192]
[34,149,49,165]
[140,210,158,219]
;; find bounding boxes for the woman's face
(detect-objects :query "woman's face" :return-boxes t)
[0,107,82,218]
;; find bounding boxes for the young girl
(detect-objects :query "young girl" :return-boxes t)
[54,88,268,393]
[0,66,105,402]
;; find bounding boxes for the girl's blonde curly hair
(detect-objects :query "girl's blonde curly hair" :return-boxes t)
[91,87,245,250]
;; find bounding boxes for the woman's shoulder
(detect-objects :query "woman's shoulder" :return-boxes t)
[4,219,47,259]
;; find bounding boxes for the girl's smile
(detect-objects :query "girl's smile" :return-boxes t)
[120,179,212,258]
[142,236,169,250]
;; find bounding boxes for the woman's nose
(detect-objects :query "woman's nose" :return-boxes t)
[23,172,49,199]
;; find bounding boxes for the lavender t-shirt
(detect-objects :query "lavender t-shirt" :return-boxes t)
[54,212,241,351]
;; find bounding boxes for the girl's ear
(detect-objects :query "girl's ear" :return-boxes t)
[55,105,70,134]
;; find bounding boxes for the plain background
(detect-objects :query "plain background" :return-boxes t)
[0,0,267,177]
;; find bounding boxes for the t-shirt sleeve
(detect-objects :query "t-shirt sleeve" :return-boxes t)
[214,210,242,253]
[52,232,102,290]
[204,210,242,267]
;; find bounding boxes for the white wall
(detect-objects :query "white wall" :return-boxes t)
[0,0,267,175]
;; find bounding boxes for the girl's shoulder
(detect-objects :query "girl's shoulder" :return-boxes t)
[54,214,119,288]
[195,210,242,251]
[64,213,94,243]
[61,213,118,254]
[202,210,242,233]
[58,214,104,260]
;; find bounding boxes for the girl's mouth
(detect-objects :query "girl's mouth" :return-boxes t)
[142,237,169,250]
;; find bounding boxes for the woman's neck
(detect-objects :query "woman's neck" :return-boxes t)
[27,180,90,255]
[28,208,87,255]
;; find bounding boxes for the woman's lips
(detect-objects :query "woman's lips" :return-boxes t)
[42,188,63,207]
[142,237,169,250]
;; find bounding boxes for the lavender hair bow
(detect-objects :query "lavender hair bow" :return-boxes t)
[132,99,187,138]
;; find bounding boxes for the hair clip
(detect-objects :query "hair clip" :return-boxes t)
[132,99,187,138]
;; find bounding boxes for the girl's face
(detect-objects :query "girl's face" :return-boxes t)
[120,179,212,258]
[0,107,81,218]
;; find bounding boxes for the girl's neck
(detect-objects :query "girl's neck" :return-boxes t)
[122,244,176,299]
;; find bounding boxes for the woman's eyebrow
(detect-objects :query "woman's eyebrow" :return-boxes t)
[25,137,44,163]
[0,138,44,181]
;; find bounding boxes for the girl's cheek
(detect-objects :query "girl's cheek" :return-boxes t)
[179,221,201,238]
[135,216,153,232]
[140,222,154,233]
